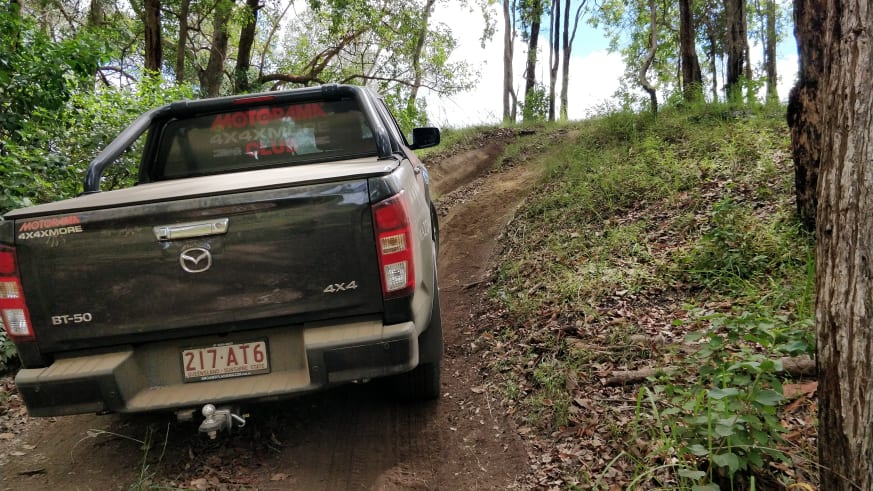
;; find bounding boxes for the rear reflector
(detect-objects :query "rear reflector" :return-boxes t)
[0,246,34,340]
[372,192,415,299]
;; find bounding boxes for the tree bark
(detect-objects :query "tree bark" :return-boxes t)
[523,0,544,121]
[678,0,702,102]
[408,0,437,112]
[764,0,778,102]
[87,0,104,27]
[234,0,261,93]
[143,0,162,73]
[560,0,585,121]
[787,0,824,233]
[724,0,746,102]
[706,22,718,101]
[639,0,658,114]
[503,0,516,123]
[201,0,231,97]
[810,0,873,488]
[174,0,189,84]
[548,0,560,121]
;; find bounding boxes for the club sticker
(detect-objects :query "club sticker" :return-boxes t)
[17,216,84,240]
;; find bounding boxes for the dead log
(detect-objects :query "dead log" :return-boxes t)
[604,355,816,386]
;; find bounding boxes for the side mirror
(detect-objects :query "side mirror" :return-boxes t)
[410,127,440,150]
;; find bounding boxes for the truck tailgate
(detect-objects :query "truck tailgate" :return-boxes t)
[13,178,382,352]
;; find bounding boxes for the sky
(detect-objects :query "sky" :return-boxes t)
[422,1,799,127]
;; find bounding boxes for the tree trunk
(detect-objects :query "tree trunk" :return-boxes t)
[503,0,515,123]
[523,10,542,121]
[707,24,718,101]
[560,0,586,121]
[787,0,824,233]
[87,0,104,27]
[201,0,231,97]
[742,3,754,102]
[234,0,261,93]
[724,0,745,102]
[408,0,437,112]
[678,0,702,102]
[813,0,873,488]
[174,0,189,84]
[639,0,658,114]
[143,0,162,73]
[764,0,778,102]
[548,0,560,121]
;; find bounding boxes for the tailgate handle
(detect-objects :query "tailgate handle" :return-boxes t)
[153,219,229,241]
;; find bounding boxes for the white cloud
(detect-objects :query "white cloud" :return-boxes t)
[424,2,800,127]
[424,2,626,127]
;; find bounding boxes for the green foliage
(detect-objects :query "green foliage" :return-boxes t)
[0,6,104,139]
[521,84,549,123]
[0,327,17,373]
[486,104,816,486]
[681,198,808,293]
[646,309,814,485]
[0,6,107,211]
[0,77,194,214]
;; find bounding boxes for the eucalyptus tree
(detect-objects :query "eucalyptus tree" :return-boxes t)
[259,0,476,127]
[679,0,703,101]
[794,0,873,488]
[591,0,678,108]
[503,0,517,122]
[143,0,160,72]
[724,0,747,101]
[548,0,559,121]
[560,0,585,120]
[519,0,546,120]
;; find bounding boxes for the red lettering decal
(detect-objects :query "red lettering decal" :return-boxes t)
[232,112,247,128]
[19,215,81,232]
[308,103,326,118]
[245,141,260,156]
[256,108,270,125]
[271,108,284,120]
[270,142,285,155]
[211,113,233,131]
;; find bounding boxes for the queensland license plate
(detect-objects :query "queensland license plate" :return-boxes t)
[182,340,269,382]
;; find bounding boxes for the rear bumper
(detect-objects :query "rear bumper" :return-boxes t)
[15,319,419,417]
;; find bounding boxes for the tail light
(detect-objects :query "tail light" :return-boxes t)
[0,245,34,341]
[373,192,415,299]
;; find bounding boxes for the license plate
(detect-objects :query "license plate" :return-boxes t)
[181,340,270,382]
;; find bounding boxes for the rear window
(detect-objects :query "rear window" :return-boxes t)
[153,98,376,180]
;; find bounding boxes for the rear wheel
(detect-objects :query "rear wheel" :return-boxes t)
[394,274,442,401]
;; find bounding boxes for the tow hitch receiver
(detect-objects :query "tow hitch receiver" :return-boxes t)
[198,404,246,439]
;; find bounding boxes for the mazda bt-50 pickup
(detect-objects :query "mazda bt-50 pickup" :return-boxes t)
[0,84,442,435]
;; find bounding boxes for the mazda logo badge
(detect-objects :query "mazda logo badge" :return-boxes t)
[180,247,212,273]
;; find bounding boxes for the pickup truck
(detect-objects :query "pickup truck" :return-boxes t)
[0,84,443,435]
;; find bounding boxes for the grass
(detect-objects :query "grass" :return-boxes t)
[481,102,817,489]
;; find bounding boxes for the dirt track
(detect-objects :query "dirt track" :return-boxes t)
[0,134,541,491]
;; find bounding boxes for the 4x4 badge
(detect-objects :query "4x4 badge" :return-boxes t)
[180,247,212,273]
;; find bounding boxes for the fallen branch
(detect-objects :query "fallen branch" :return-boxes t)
[603,355,816,386]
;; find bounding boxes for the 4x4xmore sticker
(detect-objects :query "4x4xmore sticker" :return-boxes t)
[17,216,84,240]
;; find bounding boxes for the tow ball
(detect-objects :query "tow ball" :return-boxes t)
[198,404,247,439]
